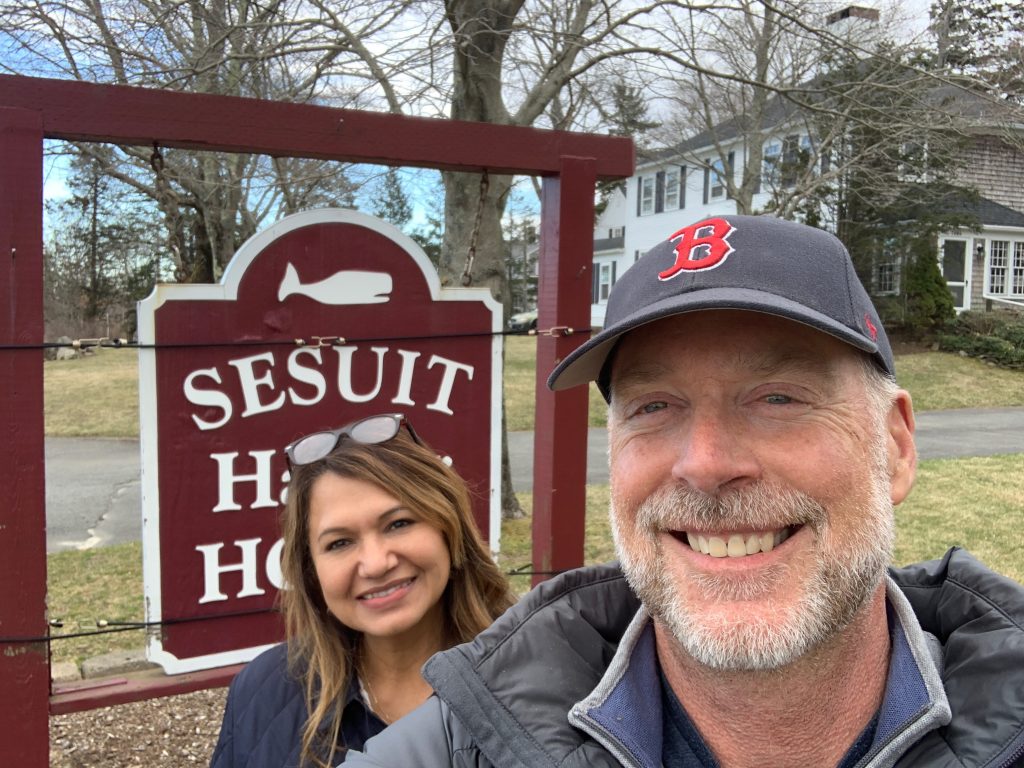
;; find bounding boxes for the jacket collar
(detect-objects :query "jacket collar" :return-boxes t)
[570,578,952,768]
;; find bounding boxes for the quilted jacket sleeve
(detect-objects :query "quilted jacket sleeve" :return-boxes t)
[345,696,475,768]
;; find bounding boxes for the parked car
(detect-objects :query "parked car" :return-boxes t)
[507,309,538,333]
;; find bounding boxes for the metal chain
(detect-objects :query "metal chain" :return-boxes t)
[149,143,183,278]
[461,170,489,287]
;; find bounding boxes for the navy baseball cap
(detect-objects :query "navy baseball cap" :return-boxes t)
[548,215,894,400]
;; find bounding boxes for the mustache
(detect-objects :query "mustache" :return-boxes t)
[633,482,827,532]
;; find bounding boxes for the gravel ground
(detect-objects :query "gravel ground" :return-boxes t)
[50,687,227,767]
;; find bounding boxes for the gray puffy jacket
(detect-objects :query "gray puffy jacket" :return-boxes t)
[346,548,1024,768]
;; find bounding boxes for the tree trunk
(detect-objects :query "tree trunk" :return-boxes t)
[442,0,526,520]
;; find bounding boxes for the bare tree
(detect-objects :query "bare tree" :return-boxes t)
[653,0,1009,234]
[0,0,360,280]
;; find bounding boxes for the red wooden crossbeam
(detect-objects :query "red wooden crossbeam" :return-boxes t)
[0,74,633,178]
[50,665,244,715]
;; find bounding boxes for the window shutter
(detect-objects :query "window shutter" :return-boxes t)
[679,166,686,209]
[703,164,710,205]
[592,264,599,303]
[726,152,735,198]
[636,177,642,216]
[611,260,618,285]
[655,171,665,213]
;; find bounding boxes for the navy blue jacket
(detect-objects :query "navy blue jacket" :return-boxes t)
[210,643,386,768]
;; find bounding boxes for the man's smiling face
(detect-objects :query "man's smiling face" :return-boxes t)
[607,310,915,670]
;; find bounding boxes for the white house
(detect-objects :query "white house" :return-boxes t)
[590,112,1024,328]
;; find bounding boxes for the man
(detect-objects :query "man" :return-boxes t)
[345,215,1024,767]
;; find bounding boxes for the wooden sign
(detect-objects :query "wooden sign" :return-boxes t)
[137,209,501,673]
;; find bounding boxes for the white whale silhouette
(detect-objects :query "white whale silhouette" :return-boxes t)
[277,263,393,305]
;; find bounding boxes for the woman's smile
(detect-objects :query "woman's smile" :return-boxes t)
[308,473,451,643]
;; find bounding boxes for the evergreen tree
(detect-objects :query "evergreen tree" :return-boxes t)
[373,167,414,228]
[44,153,160,337]
[813,44,977,335]
[596,79,661,216]
[932,0,1024,101]
[504,217,538,314]
[903,232,957,334]
[409,182,445,269]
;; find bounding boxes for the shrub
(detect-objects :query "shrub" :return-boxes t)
[938,311,1024,369]
[902,242,955,335]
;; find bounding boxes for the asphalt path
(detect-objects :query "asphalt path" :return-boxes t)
[45,406,1024,552]
[45,437,141,553]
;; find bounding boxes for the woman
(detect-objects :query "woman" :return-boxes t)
[210,413,515,768]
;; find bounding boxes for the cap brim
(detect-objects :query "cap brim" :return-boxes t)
[547,287,882,392]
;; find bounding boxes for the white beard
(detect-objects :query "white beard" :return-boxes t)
[611,460,895,671]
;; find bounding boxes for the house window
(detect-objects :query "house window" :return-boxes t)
[664,168,680,209]
[898,141,928,182]
[1012,243,1024,296]
[640,176,655,215]
[989,241,1008,294]
[762,142,781,186]
[708,157,726,199]
[781,135,805,187]
[873,259,899,295]
[638,168,685,215]
[634,249,643,263]
[608,227,623,238]
[596,261,617,302]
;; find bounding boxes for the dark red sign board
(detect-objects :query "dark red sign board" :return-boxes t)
[138,210,501,673]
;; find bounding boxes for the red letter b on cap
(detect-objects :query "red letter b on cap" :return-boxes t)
[659,218,735,280]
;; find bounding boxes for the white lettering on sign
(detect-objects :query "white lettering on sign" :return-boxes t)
[194,538,271,604]
[287,348,327,406]
[184,367,232,431]
[211,451,279,512]
[265,538,285,590]
[182,345,476,430]
[230,352,287,417]
[334,345,387,403]
[390,349,421,406]
[279,468,291,506]
[426,355,474,415]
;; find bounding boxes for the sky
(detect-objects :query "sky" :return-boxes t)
[39,0,941,212]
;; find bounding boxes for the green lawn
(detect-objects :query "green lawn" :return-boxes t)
[895,351,1024,411]
[45,350,139,437]
[47,542,144,666]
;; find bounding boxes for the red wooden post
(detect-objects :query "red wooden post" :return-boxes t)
[532,156,596,586]
[0,107,49,766]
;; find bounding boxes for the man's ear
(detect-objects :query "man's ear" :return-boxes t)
[887,389,917,505]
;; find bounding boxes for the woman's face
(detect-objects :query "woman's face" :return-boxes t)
[307,472,451,644]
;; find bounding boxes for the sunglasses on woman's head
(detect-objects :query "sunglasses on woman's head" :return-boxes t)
[284,413,423,467]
